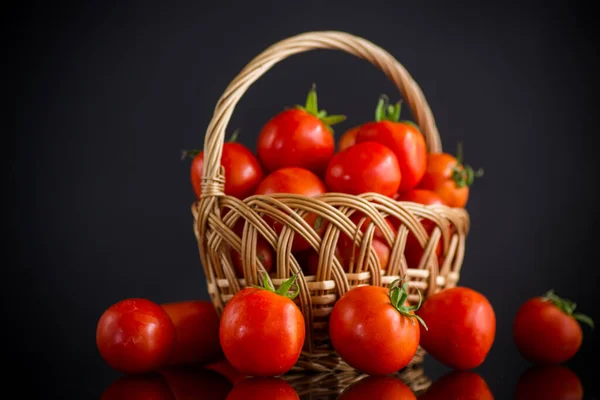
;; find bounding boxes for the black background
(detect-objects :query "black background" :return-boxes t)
[8,0,599,398]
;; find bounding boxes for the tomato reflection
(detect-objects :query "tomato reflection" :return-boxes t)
[418,371,493,400]
[340,376,416,400]
[206,359,248,385]
[100,373,176,400]
[226,377,299,400]
[515,365,583,400]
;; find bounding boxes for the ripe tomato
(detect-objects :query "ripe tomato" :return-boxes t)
[230,219,274,278]
[161,300,223,367]
[257,86,345,175]
[329,281,426,375]
[418,371,493,400]
[101,374,175,400]
[160,366,232,400]
[418,144,482,208]
[219,275,305,377]
[355,97,427,192]
[515,365,583,400]
[189,139,263,200]
[416,287,496,370]
[325,141,401,197]
[226,377,299,400]
[255,167,327,252]
[513,290,593,365]
[339,376,416,400]
[96,298,176,374]
[337,213,397,272]
[396,189,444,269]
[337,126,360,152]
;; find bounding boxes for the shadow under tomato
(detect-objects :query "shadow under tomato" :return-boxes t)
[339,375,417,400]
[514,365,583,400]
[417,370,493,399]
[226,377,299,400]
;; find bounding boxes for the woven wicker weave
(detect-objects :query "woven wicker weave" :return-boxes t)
[192,30,470,371]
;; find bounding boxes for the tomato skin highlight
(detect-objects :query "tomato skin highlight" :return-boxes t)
[219,287,306,377]
[356,120,427,192]
[339,376,416,400]
[515,365,583,400]
[226,377,299,400]
[255,167,327,252]
[96,298,176,374]
[329,286,420,375]
[257,108,335,175]
[416,287,496,370]
[325,141,402,197]
[190,143,263,200]
[419,371,493,400]
[161,301,224,367]
[337,126,360,152]
[418,153,469,208]
[513,297,583,365]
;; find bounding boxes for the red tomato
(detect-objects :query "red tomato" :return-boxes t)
[160,366,232,400]
[206,359,248,385]
[161,300,223,367]
[355,97,427,192]
[257,86,345,175]
[226,377,299,400]
[230,219,274,278]
[418,371,493,400]
[416,287,496,370]
[96,298,176,374]
[101,374,175,400]
[513,290,593,365]
[219,275,306,377]
[515,365,583,400]
[339,376,416,400]
[329,282,425,375]
[337,213,397,272]
[396,189,444,269]
[190,141,263,200]
[255,167,327,252]
[418,145,482,208]
[337,126,360,152]
[325,141,401,197]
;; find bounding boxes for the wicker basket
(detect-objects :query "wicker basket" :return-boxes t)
[191,30,470,372]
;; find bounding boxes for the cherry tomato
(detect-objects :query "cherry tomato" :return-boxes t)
[160,366,232,400]
[513,290,593,365]
[416,287,496,370]
[355,97,427,192]
[161,300,223,367]
[337,126,360,152]
[255,167,327,252]
[419,371,493,400]
[257,86,345,175]
[325,141,401,197]
[418,144,482,208]
[101,374,175,400]
[329,282,425,375]
[96,298,176,374]
[515,365,583,400]
[206,359,248,385]
[396,189,444,269]
[226,377,299,400]
[337,213,397,272]
[230,219,274,278]
[219,275,305,377]
[339,376,416,400]
[189,140,263,200]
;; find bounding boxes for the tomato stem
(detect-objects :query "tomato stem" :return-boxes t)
[253,273,300,300]
[228,129,240,143]
[373,94,405,123]
[542,290,594,329]
[451,142,484,188]
[388,278,428,330]
[295,84,346,134]
[181,149,201,160]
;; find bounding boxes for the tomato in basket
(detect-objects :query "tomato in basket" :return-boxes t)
[230,219,274,278]
[355,96,427,192]
[337,125,360,152]
[257,85,346,176]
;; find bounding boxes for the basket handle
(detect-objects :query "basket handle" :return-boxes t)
[201,30,442,196]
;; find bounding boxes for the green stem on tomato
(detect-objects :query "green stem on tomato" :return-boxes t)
[253,273,300,300]
[295,84,346,134]
[542,289,594,329]
[181,149,201,160]
[451,142,484,188]
[388,278,428,330]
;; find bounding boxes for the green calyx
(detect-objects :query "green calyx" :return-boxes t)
[451,142,484,188]
[253,273,300,300]
[389,279,428,330]
[542,289,594,329]
[180,130,239,160]
[373,95,419,129]
[295,84,346,133]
